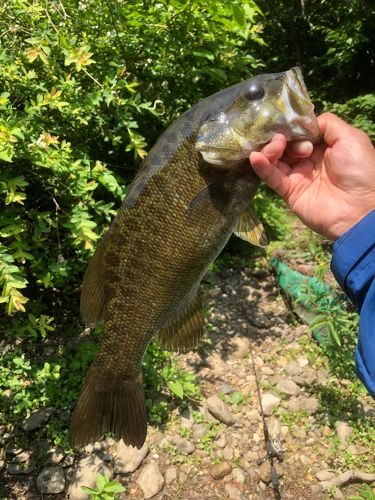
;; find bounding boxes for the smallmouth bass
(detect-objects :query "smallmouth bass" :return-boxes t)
[70,67,320,448]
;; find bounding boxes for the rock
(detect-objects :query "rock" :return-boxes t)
[261,394,281,416]
[258,461,271,484]
[68,456,112,500]
[165,466,177,483]
[179,408,194,429]
[230,337,250,358]
[287,396,319,414]
[210,461,232,480]
[206,396,236,425]
[223,446,234,460]
[45,448,65,465]
[214,435,227,449]
[294,427,307,440]
[335,421,352,449]
[63,455,75,468]
[193,423,209,441]
[297,357,309,367]
[22,407,54,431]
[261,366,274,375]
[7,459,35,474]
[232,467,245,484]
[83,438,115,461]
[175,438,195,455]
[136,462,165,499]
[334,489,345,499]
[224,483,243,500]
[12,451,32,463]
[316,470,336,481]
[36,465,65,494]
[268,416,281,441]
[258,461,283,484]
[219,384,234,395]
[284,362,303,377]
[198,405,219,422]
[114,442,149,474]
[275,378,300,396]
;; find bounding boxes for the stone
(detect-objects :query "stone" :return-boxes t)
[36,465,65,494]
[7,460,35,474]
[258,461,271,484]
[261,366,274,375]
[214,435,227,449]
[113,442,149,474]
[45,448,65,465]
[165,466,177,483]
[261,394,281,416]
[223,446,234,461]
[232,467,245,484]
[22,407,54,431]
[268,415,281,438]
[334,489,345,499]
[198,405,219,422]
[284,362,303,377]
[275,378,300,396]
[12,451,32,463]
[175,438,195,455]
[297,357,309,367]
[230,337,250,358]
[287,396,319,414]
[193,423,209,441]
[335,421,352,449]
[219,384,234,395]
[68,456,112,500]
[136,462,165,499]
[62,455,74,467]
[210,461,232,480]
[206,396,236,425]
[224,483,243,500]
[316,470,336,481]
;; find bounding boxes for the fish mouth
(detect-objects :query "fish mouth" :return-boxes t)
[277,67,321,143]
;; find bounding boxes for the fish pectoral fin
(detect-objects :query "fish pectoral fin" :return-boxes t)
[233,208,268,248]
[80,232,108,327]
[157,291,204,353]
[187,179,229,220]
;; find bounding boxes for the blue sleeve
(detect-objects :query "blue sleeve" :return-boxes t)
[331,209,375,399]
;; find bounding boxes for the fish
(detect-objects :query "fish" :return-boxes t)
[70,67,320,449]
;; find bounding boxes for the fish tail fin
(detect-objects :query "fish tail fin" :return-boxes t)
[70,369,147,449]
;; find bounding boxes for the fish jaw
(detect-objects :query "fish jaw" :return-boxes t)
[276,67,321,144]
[195,67,321,168]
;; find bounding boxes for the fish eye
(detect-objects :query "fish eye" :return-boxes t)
[244,84,265,100]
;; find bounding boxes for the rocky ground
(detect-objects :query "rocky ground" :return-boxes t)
[1,257,375,499]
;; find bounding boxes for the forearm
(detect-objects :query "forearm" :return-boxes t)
[331,209,375,398]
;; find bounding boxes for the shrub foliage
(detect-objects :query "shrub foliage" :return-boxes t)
[0,0,374,445]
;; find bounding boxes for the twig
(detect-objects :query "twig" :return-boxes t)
[321,470,375,490]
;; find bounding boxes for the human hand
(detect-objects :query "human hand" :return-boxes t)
[250,112,375,240]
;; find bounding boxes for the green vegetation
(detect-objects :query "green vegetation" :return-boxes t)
[0,0,374,458]
[81,473,125,499]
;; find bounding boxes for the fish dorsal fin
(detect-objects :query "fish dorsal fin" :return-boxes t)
[80,233,108,327]
[234,208,268,248]
[157,291,204,353]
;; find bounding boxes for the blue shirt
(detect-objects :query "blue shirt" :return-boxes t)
[331,209,375,398]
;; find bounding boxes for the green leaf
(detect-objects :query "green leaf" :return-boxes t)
[95,473,108,490]
[81,486,99,494]
[232,5,246,28]
[167,380,184,399]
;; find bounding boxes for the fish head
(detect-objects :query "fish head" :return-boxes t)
[196,67,321,167]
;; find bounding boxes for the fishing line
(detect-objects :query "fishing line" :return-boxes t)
[245,322,284,500]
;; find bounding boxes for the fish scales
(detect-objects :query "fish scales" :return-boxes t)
[70,67,321,448]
